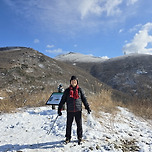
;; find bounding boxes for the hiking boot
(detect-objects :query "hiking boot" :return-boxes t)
[65,137,70,144]
[78,138,82,145]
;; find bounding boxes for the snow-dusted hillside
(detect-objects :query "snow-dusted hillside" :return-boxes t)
[55,52,109,63]
[0,47,106,111]
[0,106,152,152]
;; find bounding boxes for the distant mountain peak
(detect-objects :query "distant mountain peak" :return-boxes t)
[54,52,109,63]
[68,52,75,54]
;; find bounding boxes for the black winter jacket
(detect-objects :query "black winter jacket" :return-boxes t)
[58,86,90,112]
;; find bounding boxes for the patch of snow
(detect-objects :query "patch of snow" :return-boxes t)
[0,106,152,152]
[146,85,152,89]
[25,68,34,73]
[11,48,21,51]
[0,97,4,100]
[39,64,44,68]
[136,69,148,74]
[6,89,12,93]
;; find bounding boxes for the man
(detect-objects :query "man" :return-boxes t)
[58,76,91,144]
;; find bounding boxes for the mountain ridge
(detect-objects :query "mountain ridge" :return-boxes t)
[55,52,109,63]
[55,52,152,101]
[1,47,126,112]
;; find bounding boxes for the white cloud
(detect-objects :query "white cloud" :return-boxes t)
[79,0,123,19]
[127,0,138,6]
[34,39,40,43]
[3,0,139,34]
[46,48,68,55]
[119,28,124,33]
[104,0,122,16]
[74,44,78,47]
[46,44,54,48]
[129,24,142,33]
[79,0,103,19]
[123,22,152,55]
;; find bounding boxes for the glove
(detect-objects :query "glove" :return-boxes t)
[87,108,91,114]
[58,110,62,116]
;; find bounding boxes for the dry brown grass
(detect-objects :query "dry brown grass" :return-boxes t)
[0,90,52,113]
[0,100,16,113]
[88,90,152,120]
[125,98,152,120]
[88,90,121,116]
[0,91,15,113]
[1,88,152,121]
[23,91,51,107]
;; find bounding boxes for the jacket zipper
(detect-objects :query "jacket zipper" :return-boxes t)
[74,99,76,112]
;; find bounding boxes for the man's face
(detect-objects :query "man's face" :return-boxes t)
[71,79,77,87]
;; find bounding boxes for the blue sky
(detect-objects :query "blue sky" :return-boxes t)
[0,0,152,58]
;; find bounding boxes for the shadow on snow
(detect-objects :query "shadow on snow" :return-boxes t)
[0,140,64,151]
[27,109,57,116]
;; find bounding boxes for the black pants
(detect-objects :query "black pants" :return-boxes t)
[66,111,82,139]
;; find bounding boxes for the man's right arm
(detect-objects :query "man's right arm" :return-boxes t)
[58,89,68,115]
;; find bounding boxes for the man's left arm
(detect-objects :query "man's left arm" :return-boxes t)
[79,88,91,114]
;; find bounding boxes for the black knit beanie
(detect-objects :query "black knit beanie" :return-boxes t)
[70,75,78,84]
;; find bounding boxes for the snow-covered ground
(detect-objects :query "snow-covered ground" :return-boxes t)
[0,106,152,152]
